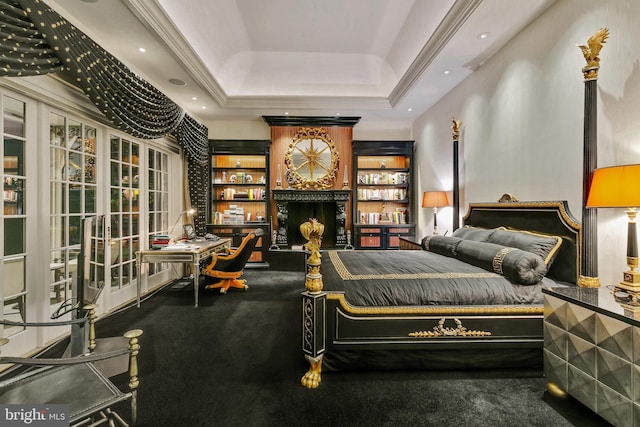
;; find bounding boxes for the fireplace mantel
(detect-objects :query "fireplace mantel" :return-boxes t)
[272,189,350,202]
[272,190,351,248]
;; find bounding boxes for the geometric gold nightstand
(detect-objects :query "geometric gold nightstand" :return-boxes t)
[543,286,639,427]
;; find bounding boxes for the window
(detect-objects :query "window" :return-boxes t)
[2,95,27,333]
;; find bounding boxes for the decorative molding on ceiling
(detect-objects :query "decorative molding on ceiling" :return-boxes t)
[224,95,391,111]
[124,0,228,105]
[126,0,481,111]
[388,0,483,107]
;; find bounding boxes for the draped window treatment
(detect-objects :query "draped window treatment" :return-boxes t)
[0,0,209,233]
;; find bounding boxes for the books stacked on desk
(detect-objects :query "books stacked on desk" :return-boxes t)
[151,234,171,249]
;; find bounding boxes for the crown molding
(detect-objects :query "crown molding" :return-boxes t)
[126,0,481,113]
[124,0,228,105]
[389,0,483,107]
[224,95,391,111]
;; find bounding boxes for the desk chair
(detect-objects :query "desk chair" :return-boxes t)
[201,228,264,294]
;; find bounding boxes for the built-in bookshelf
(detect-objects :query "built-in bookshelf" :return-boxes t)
[352,140,415,249]
[208,140,270,264]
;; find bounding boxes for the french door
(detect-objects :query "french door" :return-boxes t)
[0,80,182,356]
[1,91,36,353]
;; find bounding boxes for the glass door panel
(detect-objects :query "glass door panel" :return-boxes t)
[147,149,168,275]
[1,95,27,334]
[109,135,140,291]
[49,113,98,316]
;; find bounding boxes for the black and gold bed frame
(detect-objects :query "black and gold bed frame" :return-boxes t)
[300,200,581,389]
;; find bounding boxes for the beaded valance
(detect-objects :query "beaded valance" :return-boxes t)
[0,0,209,231]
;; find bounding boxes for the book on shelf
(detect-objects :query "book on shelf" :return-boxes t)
[357,188,406,201]
[356,172,409,185]
[221,187,264,200]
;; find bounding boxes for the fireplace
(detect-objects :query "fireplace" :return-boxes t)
[272,190,350,248]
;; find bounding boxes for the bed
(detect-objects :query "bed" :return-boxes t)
[300,200,581,388]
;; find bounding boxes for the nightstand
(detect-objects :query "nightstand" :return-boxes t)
[543,286,640,427]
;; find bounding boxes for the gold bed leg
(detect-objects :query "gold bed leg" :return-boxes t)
[546,381,568,399]
[301,354,323,389]
[300,219,325,389]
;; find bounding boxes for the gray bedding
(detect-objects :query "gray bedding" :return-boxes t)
[320,249,564,307]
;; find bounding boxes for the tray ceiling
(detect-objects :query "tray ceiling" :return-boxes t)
[45,0,556,127]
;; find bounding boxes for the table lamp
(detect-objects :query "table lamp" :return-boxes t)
[170,208,196,241]
[586,164,640,301]
[422,191,450,235]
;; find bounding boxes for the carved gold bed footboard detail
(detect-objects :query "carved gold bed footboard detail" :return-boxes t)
[408,318,492,338]
[301,219,325,293]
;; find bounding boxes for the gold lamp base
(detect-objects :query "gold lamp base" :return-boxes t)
[613,267,640,311]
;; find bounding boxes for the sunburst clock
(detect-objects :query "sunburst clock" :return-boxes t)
[284,127,339,190]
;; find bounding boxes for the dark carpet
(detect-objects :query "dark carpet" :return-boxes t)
[95,269,611,427]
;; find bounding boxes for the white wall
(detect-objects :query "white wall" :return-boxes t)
[206,118,270,140]
[205,117,413,141]
[412,0,640,286]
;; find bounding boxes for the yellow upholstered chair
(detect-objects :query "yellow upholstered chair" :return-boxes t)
[201,228,264,293]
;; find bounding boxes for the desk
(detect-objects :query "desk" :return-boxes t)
[136,239,230,307]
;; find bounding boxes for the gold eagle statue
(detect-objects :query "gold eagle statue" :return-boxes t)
[578,28,609,79]
[451,117,462,141]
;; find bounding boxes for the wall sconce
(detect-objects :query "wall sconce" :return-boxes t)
[422,191,450,235]
[587,164,640,305]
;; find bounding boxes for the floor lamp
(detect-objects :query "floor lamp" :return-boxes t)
[586,164,640,307]
[422,191,450,235]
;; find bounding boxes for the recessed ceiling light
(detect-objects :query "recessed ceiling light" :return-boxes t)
[201,106,207,109]
[138,47,146,53]
[336,112,341,116]
[169,78,186,86]
[443,70,451,75]
[407,108,412,112]
[478,32,490,40]
[284,112,289,115]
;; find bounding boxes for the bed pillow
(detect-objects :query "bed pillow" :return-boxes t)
[421,235,463,257]
[487,228,562,266]
[455,240,548,285]
[451,226,495,242]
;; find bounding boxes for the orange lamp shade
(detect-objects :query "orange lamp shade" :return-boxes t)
[422,191,450,208]
[586,164,640,208]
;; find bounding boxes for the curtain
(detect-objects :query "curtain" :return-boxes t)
[0,0,209,232]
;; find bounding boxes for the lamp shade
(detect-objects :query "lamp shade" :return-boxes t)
[586,165,640,208]
[422,191,450,208]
